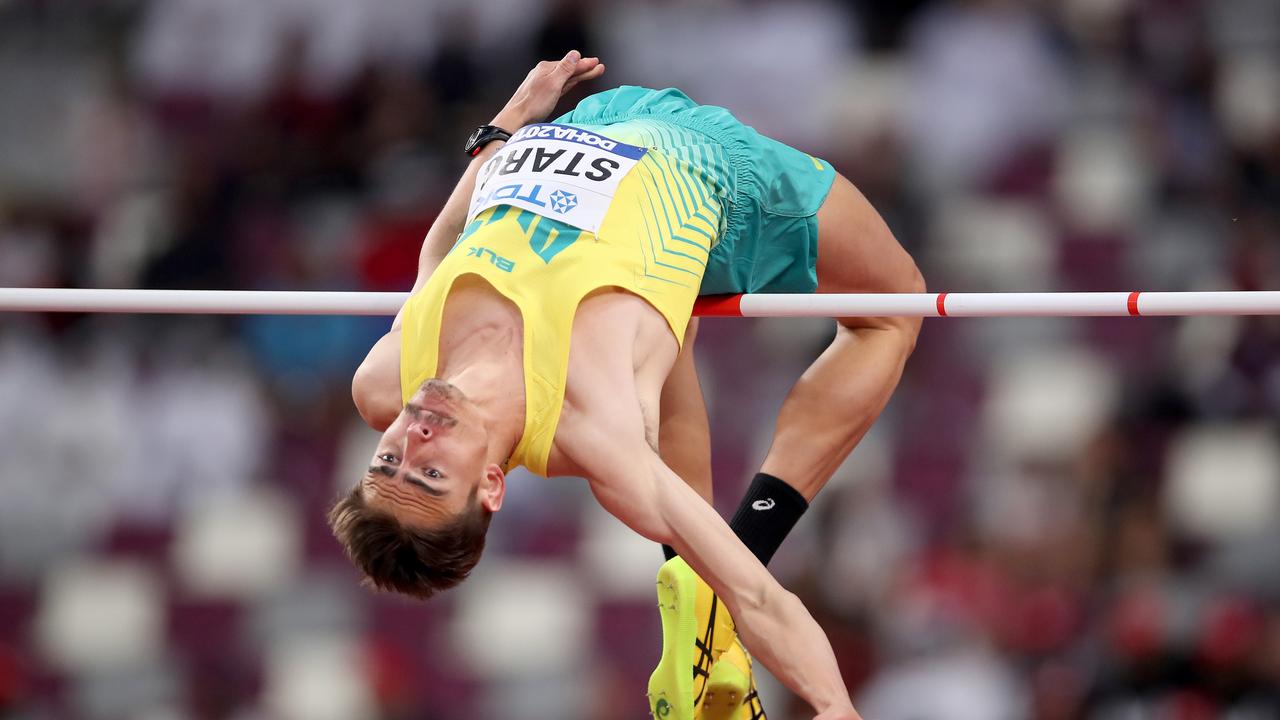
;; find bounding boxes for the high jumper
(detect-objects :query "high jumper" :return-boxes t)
[319,49,930,720]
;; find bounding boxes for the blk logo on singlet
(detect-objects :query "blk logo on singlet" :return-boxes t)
[466,246,514,272]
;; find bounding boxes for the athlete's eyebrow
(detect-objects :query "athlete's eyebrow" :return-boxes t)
[408,476,446,496]
[367,464,446,497]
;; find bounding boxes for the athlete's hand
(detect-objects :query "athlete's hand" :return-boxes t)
[492,50,605,129]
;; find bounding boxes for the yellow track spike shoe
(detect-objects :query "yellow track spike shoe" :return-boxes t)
[699,643,748,720]
[702,637,768,720]
[699,604,753,719]
[648,558,738,720]
[719,638,766,720]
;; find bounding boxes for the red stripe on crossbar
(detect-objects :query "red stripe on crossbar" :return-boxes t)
[936,293,948,317]
[1127,291,1141,316]
[692,294,744,317]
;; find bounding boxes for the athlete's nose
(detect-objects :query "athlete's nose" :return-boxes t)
[407,422,432,442]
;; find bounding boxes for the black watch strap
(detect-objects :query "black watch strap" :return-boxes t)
[465,125,512,157]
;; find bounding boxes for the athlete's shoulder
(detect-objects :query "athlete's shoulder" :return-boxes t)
[352,329,402,431]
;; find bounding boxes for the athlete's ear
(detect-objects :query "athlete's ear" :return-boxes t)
[479,464,506,512]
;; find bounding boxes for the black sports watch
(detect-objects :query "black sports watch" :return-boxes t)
[464,125,512,157]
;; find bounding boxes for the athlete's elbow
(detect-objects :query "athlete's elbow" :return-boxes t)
[727,576,793,628]
[891,264,926,350]
[737,580,772,618]
[906,264,927,295]
[623,499,675,545]
[588,474,674,545]
[622,509,675,546]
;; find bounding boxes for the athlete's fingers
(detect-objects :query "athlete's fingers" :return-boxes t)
[504,51,602,123]
[564,63,605,92]
[573,57,601,75]
[565,60,598,84]
[565,63,604,89]
[557,49,582,75]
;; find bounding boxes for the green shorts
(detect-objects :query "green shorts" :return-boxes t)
[556,86,836,295]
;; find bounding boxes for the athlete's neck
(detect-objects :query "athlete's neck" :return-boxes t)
[436,324,525,466]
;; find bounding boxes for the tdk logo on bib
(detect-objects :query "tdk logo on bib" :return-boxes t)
[548,190,578,214]
[467,123,647,234]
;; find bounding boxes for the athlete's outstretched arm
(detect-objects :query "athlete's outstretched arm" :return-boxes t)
[394,50,606,328]
[351,52,604,427]
[567,431,860,719]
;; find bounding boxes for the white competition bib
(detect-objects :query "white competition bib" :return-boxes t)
[466,123,647,234]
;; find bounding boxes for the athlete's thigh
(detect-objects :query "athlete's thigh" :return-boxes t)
[814,173,921,296]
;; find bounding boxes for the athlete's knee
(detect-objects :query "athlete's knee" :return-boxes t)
[905,262,927,295]
[903,264,927,342]
[835,261,925,348]
[881,255,926,337]
[836,314,921,357]
[900,264,927,343]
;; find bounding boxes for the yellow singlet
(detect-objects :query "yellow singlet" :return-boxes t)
[399,120,728,477]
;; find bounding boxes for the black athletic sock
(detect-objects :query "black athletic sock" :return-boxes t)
[661,544,678,561]
[728,472,809,566]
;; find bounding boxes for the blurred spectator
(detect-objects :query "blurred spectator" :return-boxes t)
[903,0,1065,193]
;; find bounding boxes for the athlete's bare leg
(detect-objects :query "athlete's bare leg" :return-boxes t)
[658,319,713,504]
[647,174,917,718]
[758,173,924,500]
[658,174,921,506]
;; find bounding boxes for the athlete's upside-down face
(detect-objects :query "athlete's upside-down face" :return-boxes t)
[362,379,506,528]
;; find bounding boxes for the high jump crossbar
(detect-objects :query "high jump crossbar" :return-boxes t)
[0,288,1278,317]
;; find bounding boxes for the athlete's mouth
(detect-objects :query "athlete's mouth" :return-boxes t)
[421,378,465,404]
[406,402,457,429]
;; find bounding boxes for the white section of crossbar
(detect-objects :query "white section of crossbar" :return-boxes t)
[0,289,409,316]
[1,288,1279,317]
[731,291,1280,317]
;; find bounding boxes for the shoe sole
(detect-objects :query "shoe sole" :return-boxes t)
[648,562,697,720]
[700,655,749,720]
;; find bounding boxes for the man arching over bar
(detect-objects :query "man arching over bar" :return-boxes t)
[330,52,923,720]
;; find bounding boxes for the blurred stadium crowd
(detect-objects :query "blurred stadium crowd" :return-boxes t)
[1,0,1279,718]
